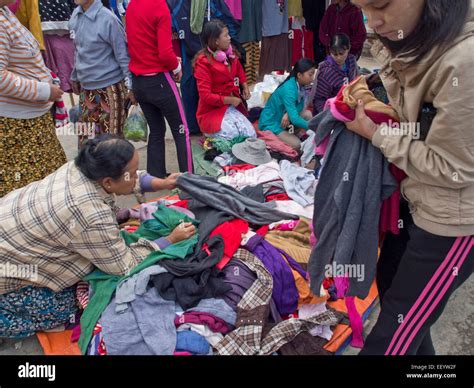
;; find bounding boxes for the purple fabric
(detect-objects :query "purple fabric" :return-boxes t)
[174,312,232,334]
[154,237,172,250]
[244,235,299,316]
[42,34,75,93]
[129,203,158,221]
[221,259,282,323]
[139,173,155,193]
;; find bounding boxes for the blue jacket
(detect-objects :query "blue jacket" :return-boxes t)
[259,77,308,135]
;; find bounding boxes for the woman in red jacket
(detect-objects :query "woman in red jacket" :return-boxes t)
[193,20,255,140]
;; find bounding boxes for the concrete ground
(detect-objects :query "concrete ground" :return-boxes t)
[1,54,472,356]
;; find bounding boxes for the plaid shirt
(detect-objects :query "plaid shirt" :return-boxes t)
[0,161,159,294]
[214,249,340,355]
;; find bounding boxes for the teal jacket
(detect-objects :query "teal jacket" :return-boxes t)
[259,77,308,135]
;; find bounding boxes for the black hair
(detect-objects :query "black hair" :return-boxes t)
[329,33,351,53]
[201,19,227,51]
[193,19,240,66]
[74,134,135,181]
[278,58,316,89]
[379,0,470,65]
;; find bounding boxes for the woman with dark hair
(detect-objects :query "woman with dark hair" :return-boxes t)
[259,58,316,150]
[0,135,195,337]
[193,19,255,139]
[313,33,360,114]
[319,0,367,59]
[347,0,474,355]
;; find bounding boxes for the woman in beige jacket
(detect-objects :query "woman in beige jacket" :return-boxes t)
[349,0,474,355]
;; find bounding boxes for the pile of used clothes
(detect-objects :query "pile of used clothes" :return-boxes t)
[73,167,346,356]
[193,123,319,179]
[70,77,400,356]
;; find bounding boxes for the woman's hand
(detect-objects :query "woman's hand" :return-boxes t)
[242,83,251,100]
[163,173,181,190]
[224,96,242,107]
[126,90,137,105]
[346,100,379,141]
[49,84,64,102]
[167,222,196,244]
[280,112,290,129]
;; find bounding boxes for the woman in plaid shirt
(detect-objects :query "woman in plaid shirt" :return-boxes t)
[0,135,196,338]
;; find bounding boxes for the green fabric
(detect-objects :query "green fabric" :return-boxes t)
[258,77,308,135]
[192,144,223,177]
[190,0,207,34]
[78,204,199,354]
[210,135,248,153]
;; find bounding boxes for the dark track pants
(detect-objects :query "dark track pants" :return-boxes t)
[133,72,193,178]
[360,203,474,355]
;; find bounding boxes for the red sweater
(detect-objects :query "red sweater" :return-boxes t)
[194,52,247,134]
[126,0,179,76]
[319,3,367,58]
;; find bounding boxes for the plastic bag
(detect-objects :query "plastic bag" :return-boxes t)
[124,105,148,142]
[247,72,289,109]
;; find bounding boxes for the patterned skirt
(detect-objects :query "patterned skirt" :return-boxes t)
[0,285,78,338]
[78,80,128,148]
[0,112,67,198]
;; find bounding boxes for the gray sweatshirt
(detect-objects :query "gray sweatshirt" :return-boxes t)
[308,109,397,299]
[69,0,131,90]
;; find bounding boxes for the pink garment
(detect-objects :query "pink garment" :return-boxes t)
[175,312,232,334]
[380,164,407,235]
[173,351,193,356]
[8,0,20,13]
[42,34,75,93]
[256,129,299,159]
[224,0,242,20]
[271,220,299,231]
[71,325,81,343]
[334,276,364,348]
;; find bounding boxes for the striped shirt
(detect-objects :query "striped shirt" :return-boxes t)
[0,161,161,294]
[313,54,359,114]
[0,6,52,119]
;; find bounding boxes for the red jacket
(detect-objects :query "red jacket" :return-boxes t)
[126,0,180,76]
[194,52,247,134]
[319,3,367,58]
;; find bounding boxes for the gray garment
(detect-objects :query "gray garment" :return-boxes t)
[300,130,316,167]
[279,160,317,207]
[186,298,237,326]
[115,265,167,313]
[239,0,263,42]
[69,0,131,90]
[101,286,177,355]
[262,0,288,37]
[308,109,397,299]
[176,173,299,224]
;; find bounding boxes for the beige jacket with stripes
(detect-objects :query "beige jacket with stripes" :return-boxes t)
[371,6,474,237]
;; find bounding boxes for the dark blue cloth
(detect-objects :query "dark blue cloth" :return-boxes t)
[176,330,210,354]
